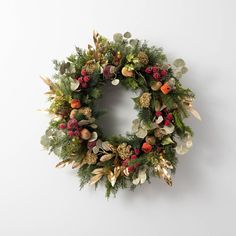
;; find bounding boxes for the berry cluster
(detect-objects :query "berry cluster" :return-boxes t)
[77,69,91,88]
[155,110,173,126]
[145,66,168,81]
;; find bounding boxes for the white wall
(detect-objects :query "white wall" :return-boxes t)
[0,0,236,235]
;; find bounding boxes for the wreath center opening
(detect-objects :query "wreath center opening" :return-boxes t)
[95,83,138,137]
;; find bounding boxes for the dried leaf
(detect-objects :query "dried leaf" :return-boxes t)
[136,128,148,139]
[161,136,174,145]
[100,154,114,162]
[181,66,188,74]
[92,146,99,154]
[89,132,98,142]
[70,79,80,91]
[176,145,189,155]
[91,168,104,175]
[156,115,164,124]
[173,58,185,67]
[132,169,147,185]
[124,32,132,38]
[55,159,71,168]
[162,123,175,134]
[72,161,83,169]
[89,174,103,185]
[189,107,202,121]
[111,79,120,86]
[102,141,112,151]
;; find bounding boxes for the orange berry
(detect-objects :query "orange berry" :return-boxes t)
[70,99,81,109]
[142,142,152,153]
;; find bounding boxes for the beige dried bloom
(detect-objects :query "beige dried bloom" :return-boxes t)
[139,92,151,108]
[78,107,92,118]
[84,151,97,164]
[117,143,132,160]
[137,51,149,65]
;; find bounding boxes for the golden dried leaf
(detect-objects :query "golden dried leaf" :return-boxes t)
[100,154,114,162]
[189,107,202,121]
[72,161,84,169]
[55,159,71,168]
[89,173,103,185]
[91,168,104,175]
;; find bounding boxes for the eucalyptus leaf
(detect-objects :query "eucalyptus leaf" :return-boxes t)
[113,33,123,42]
[40,135,50,148]
[161,136,174,145]
[111,79,120,86]
[124,32,132,38]
[173,58,185,67]
[181,66,188,74]
[129,39,139,47]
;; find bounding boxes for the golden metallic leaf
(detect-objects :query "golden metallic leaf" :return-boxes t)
[91,168,104,175]
[100,154,114,162]
[55,159,71,168]
[89,174,103,185]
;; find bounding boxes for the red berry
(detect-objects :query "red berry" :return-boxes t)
[152,66,158,73]
[122,159,129,167]
[78,77,84,83]
[145,67,152,74]
[164,120,171,126]
[134,148,141,155]
[155,111,162,117]
[87,141,96,149]
[167,113,173,120]
[67,130,74,137]
[81,82,88,88]
[160,69,167,76]
[131,155,137,160]
[81,69,87,76]
[73,130,79,136]
[83,76,90,83]
[157,147,162,152]
[153,72,160,80]
[128,166,134,172]
[58,123,66,129]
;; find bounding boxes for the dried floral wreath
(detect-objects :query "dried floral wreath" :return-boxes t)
[41,32,201,197]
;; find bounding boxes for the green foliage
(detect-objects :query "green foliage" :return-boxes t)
[138,108,152,125]
[78,164,96,189]
[121,77,139,90]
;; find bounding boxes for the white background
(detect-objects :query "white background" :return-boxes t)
[0,0,236,235]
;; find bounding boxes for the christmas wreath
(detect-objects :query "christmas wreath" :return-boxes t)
[41,32,201,197]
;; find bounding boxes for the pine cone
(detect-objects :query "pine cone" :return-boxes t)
[117,143,132,160]
[139,92,151,108]
[137,52,149,65]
